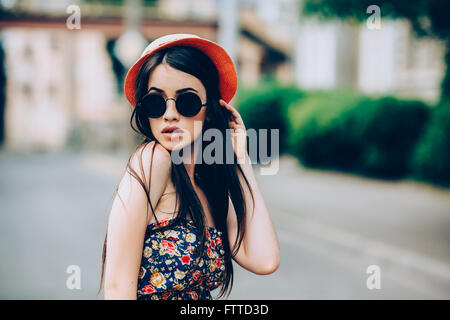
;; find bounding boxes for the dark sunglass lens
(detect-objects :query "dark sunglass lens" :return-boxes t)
[141,94,166,118]
[177,92,202,117]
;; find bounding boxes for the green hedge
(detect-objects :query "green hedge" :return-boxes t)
[353,97,430,178]
[287,90,365,171]
[287,91,430,179]
[237,83,449,185]
[237,82,304,161]
[411,101,450,186]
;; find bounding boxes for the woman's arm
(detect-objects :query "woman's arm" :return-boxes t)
[218,98,280,275]
[227,152,280,275]
[104,141,172,299]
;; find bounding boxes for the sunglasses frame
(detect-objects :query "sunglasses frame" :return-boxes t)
[137,91,207,118]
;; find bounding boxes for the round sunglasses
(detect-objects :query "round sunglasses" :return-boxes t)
[137,91,207,118]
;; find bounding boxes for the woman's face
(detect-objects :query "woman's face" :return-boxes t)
[147,63,207,151]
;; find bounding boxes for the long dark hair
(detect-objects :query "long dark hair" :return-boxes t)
[98,45,255,299]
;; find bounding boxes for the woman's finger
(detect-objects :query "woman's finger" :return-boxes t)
[220,99,241,119]
[220,99,246,132]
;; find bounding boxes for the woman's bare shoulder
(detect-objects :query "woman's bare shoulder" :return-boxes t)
[117,141,173,218]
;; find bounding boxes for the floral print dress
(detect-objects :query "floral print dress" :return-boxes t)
[136,217,226,300]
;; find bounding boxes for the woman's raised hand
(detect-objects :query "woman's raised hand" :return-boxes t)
[219,99,248,163]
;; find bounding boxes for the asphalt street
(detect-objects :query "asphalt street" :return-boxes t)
[0,149,449,299]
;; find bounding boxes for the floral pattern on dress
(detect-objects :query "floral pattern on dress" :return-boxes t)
[137,217,226,300]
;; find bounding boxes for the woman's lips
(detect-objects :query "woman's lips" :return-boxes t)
[161,126,183,133]
[162,128,184,140]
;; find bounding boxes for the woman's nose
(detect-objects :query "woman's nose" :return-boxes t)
[163,99,179,120]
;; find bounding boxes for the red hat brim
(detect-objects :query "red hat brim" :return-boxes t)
[124,36,238,107]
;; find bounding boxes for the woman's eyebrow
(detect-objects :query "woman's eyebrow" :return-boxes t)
[148,86,199,94]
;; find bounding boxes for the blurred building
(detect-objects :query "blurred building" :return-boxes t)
[0,0,290,153]
[0,0,446,153]
[296,17,446,102]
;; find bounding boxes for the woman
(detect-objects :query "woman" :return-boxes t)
[98,34,280,300]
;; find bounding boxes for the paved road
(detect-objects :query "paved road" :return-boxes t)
[0,150,449,299]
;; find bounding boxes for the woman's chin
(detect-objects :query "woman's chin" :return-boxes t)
[158,138,192,152]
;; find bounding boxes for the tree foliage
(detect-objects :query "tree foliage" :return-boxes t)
[303,0,450,38]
